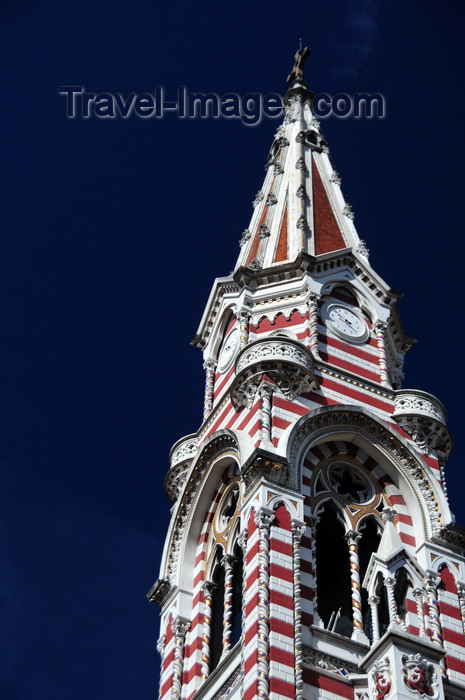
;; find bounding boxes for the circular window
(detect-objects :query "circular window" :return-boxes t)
[328,463,373,504]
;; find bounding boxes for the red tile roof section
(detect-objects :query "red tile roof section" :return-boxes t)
[312,159,346,255]
[245,206,268,266]
[273,201,288,262]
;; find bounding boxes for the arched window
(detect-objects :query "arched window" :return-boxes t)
[316,502,352,635]
[203,478,243,674]
[311,456,385,640]
[358,517,382,633]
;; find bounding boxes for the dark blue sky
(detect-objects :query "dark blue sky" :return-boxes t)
[1,1,464,698]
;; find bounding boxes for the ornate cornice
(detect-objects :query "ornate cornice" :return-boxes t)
[241,448,292,491]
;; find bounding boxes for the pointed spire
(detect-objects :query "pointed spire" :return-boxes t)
[376,508,405,560]
[235,50,368,272]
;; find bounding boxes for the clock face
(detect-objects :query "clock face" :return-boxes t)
[218,328,239,371]
[325,304,368,343]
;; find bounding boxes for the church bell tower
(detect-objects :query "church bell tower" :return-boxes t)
[148,52,465,700]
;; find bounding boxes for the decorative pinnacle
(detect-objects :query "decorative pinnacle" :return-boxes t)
[287,46,311,84]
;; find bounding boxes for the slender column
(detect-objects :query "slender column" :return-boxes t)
[221,554,238,655]
[457,584,465,638]
[384,577,398,628]
[345,530,366,641]
[307,514,320,622]
[203,360,216,420]
[439,459,449,504]
[306,292,320,358]
[171,618,189,700]
[254,508,274,700]
[259,383,274,446]
[368,595,380,643]
[157,633,166,700]
[201,582,216,680]
[292,520,306,700]
[237,529,248,696]
[236,310,250,350]
[373,321,390,387]
[424,574,447,676]
[424,575,444,646]
[413,587,427,638]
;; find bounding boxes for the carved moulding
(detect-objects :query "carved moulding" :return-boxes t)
[241,449,291,492]
[165,434,199,502]
[230,337,319,409]
[165,431,239,584]
[288,406,443,537]
[393,390,452,460]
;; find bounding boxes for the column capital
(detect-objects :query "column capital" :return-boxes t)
[373,320,388,334]
[254,506,274,530]
[291,519,306,540]
[203,359,216,372]
[202,580,218,597]
[237,528,247,551]
[221,553,238,570]
[171,616,190,639]
[157,633,166,656]
[424,573,441,593]
[259,381,275,398]
[344,529,362,545]
[307,291,320,305]
[235,308,250,323]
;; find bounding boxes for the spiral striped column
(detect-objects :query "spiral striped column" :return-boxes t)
[307,514,319,623]
[373,321,390,387]
[237,529,248,696]
[424,575,447,676]
[368,595,380,643]
[307,293,320,358]
[221,554,237,656]
[345,530,364,639]
[413,587,428,638]
[203,360,216,420]
[201,582,215,680]
[255,509,273,700]
[259,383,274,446]
[457,585,465,639]
[171,618,189,700]
[384,576,398,628]
[292,520,306,700]
[157,634,166,700]
[236,310,250,350]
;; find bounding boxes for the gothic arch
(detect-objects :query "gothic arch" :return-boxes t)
[285,405,449,543]
[212,305,238,361]
[161,430,242,588]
